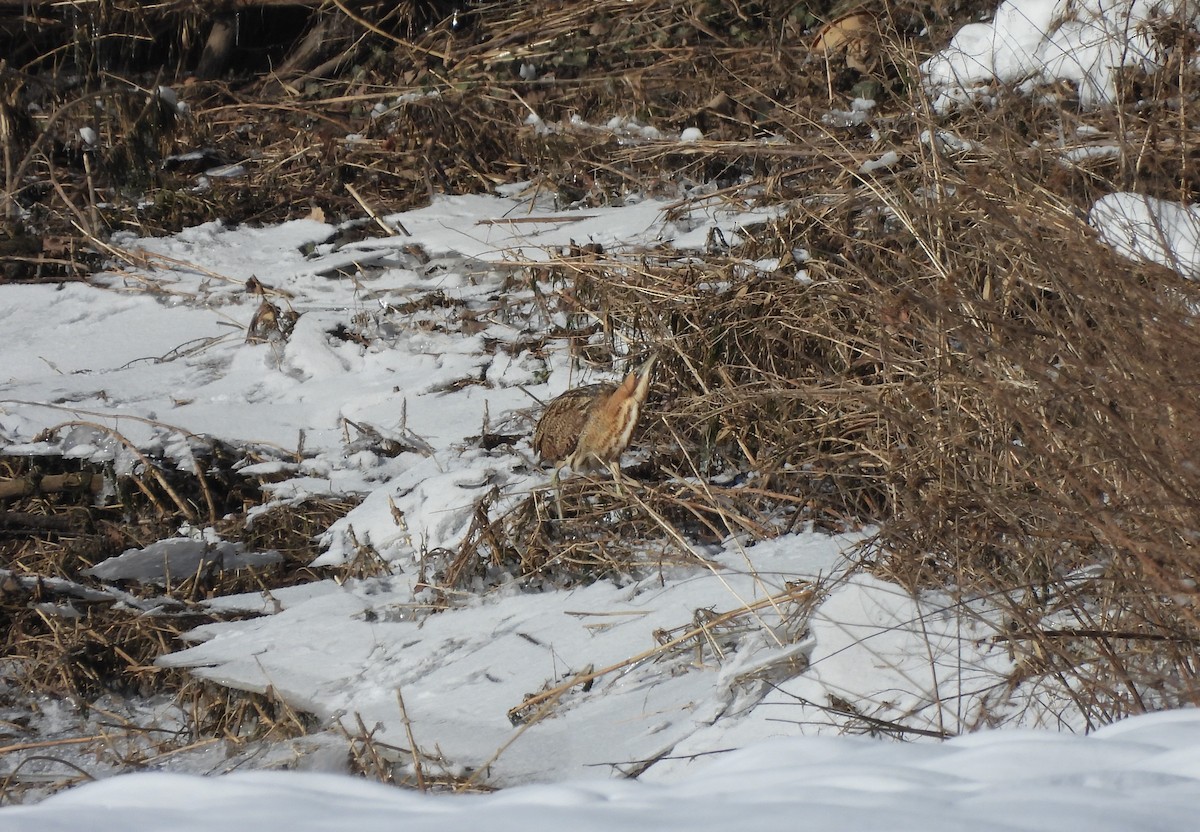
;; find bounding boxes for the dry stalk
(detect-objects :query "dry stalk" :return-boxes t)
[507,581,817,723]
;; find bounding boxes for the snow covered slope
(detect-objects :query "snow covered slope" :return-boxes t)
[6,709,1200,832]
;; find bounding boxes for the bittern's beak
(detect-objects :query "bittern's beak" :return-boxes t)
[639,352,658,377]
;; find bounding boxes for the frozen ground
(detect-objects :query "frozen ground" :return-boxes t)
[5,0,1200,825]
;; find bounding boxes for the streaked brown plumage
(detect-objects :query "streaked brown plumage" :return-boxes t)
[534,355,656,502]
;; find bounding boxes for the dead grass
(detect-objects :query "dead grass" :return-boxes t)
[0,441,363,800]
[1,0,978,274]
[435,2,1200,725]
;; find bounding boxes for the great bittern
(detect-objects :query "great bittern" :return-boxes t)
[533,354,656,515]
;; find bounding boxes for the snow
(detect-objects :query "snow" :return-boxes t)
[84,537,281,584]
[922,0,1189,110]
[7,0,1200,824]
[1090,192,1200,278]
[156,532,869,785]
[6,709,1200,831]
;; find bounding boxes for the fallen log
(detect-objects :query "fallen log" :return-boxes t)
[0,472,103,500]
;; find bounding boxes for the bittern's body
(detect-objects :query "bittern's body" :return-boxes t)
[534,356,655,504]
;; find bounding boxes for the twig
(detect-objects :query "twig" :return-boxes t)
[346,182,410,236]
[329,0,450,60]
[395,687,426,792]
